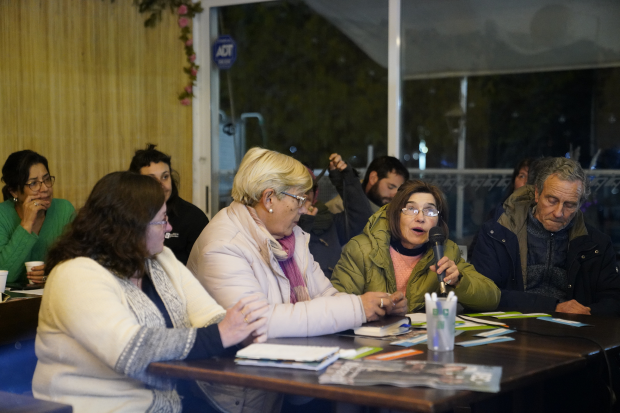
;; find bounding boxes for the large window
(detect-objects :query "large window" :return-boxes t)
[398,1,620,249]
[207,0,620,255]
[213,0,389,210]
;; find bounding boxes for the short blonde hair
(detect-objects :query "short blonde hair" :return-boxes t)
[232,147,313,206]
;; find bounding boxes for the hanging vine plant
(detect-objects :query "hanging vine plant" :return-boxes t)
[132,0,204,105]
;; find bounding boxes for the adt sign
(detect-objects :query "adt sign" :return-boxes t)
[212,35,237,70]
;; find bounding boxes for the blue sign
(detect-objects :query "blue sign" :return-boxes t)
[212,35,237,70]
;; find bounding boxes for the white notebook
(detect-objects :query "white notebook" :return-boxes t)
[235,343,340,371]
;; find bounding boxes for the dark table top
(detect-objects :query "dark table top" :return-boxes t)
[0,294,42,347]
[149,312,618,412]
[0,390,72,413]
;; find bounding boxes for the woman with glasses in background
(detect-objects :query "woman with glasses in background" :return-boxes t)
[0,150,74,286]
[331,180,500,313]
[188,147,401,412]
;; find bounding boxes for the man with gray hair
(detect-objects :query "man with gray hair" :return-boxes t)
[471,157,620,315]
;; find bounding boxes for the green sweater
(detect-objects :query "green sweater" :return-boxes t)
[0,198,75,284]
[331,206,500,312]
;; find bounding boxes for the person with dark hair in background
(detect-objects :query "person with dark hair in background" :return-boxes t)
[298,153,373,278]
[33,171,268,413]
[0,150,74,285]
[326,155,409,214]
[130,144,209,265]
[332,180,500,312]
[508,158,533,194]
[471,157,620,316]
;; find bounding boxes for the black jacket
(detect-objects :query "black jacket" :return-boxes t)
[471,186,620,316]
[166,196,209,265]
[297,166,372,279]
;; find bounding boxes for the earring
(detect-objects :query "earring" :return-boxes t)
[269,209,273,213]
[12,197,17,203]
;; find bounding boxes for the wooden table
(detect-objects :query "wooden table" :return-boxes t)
[0,294,42,346]
[149,313,620,412]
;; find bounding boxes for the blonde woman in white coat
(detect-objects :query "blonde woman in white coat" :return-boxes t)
[187,148,407,412]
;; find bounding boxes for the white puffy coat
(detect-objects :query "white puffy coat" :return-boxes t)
[188,201,366,338]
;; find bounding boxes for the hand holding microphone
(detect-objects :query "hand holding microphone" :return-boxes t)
[429,228,461,297]
[428,228,447,296]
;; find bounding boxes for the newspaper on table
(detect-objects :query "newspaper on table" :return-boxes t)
[319,360,502,393]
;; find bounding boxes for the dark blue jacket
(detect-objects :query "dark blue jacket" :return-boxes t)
[471,186,620,316]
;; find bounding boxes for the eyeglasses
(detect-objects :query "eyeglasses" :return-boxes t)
[149,214,169,228]
[401,206,440,217]
[26,176,55,192]
[281,191,307,208]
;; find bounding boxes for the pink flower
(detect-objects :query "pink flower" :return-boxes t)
[178,5,188,15]
[191,68,198,76]
[185,85,193,94]
[189,54,196,63]
[178,17,188,28]
[181,98,191,106]
[185,39,193,47]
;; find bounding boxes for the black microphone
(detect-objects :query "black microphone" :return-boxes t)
[429,227,447,297]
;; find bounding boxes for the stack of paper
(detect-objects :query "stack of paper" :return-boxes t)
[235,343,340,371]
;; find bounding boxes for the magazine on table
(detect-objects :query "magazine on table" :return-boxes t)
[319,360,502,393]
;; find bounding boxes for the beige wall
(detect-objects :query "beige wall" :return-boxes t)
[0,0,193,209]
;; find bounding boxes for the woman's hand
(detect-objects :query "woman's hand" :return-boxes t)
[27,264,47,284]
[430,257,460,287]
[360,291,394,322]
[20,196,50,233]
[218,293,270,348]
[385,291,408,316]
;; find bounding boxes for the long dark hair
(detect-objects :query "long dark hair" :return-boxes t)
[129,143,180,215]
[45,171,165,279]
[1,150,50,201]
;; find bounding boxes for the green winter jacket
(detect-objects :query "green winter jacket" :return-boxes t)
[331,206,500,312]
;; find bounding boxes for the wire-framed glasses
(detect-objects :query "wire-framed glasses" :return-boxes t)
[401,206,440,217]
[281,191,307,208]
[149,214,169,228]
[26,176,55,191]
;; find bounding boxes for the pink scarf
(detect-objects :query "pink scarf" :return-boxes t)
[246,206,310,304]
[277,233,311,304]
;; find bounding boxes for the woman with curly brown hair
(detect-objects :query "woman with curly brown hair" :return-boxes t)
[33,171,268,413]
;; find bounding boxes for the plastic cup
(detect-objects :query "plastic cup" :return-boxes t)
[25,261,44,284]
[425,296,457,352]
[0,270,7,293]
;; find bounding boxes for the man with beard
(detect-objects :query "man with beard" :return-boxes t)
[326,156,409,215]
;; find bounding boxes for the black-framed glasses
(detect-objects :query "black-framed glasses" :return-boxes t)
[26,176,55,192]
[401,206,440,217]
[281,191,307,208]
